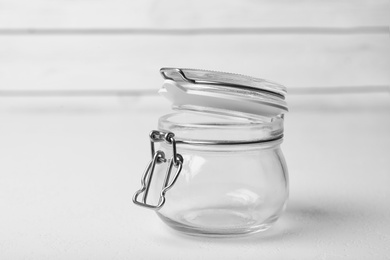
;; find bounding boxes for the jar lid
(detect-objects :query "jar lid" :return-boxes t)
[159,68,288,119]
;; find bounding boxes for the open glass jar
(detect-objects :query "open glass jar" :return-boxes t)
[133,68,288,237]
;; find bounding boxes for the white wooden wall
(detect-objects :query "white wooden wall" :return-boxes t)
[0,0,389,94]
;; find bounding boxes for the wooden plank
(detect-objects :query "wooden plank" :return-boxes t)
[0,0,388,29]
[0,34,388,91]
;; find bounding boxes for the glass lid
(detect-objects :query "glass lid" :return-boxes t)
[159,68,288,119]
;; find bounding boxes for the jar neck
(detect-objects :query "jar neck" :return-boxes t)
[158,110,284,143]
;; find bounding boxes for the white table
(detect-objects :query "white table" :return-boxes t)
[0,92,389,259]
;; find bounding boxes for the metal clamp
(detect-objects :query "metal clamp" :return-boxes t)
[133,130,183,210]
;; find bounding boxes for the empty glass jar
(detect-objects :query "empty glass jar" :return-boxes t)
[133,68,289,237]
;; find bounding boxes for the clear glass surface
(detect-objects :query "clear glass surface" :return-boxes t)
[147,111,289,237]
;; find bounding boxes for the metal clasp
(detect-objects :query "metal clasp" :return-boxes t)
[133,130,183,210]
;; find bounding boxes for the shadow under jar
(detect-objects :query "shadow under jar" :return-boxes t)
[133,68,289,237]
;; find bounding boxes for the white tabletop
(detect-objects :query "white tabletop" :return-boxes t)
[0,92,389,259]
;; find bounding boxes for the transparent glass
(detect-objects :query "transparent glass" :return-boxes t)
[148,111,289,237]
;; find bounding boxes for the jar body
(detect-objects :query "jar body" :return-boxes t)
[147,113,289,237]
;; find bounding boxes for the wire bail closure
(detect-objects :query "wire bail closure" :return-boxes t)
[133,130,183,210]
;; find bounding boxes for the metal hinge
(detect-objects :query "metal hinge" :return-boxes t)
[132,130,183,210]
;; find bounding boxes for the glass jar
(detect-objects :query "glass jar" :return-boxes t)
[133,68,288,237]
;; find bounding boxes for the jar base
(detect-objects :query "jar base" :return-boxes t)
[157,208,280,237]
